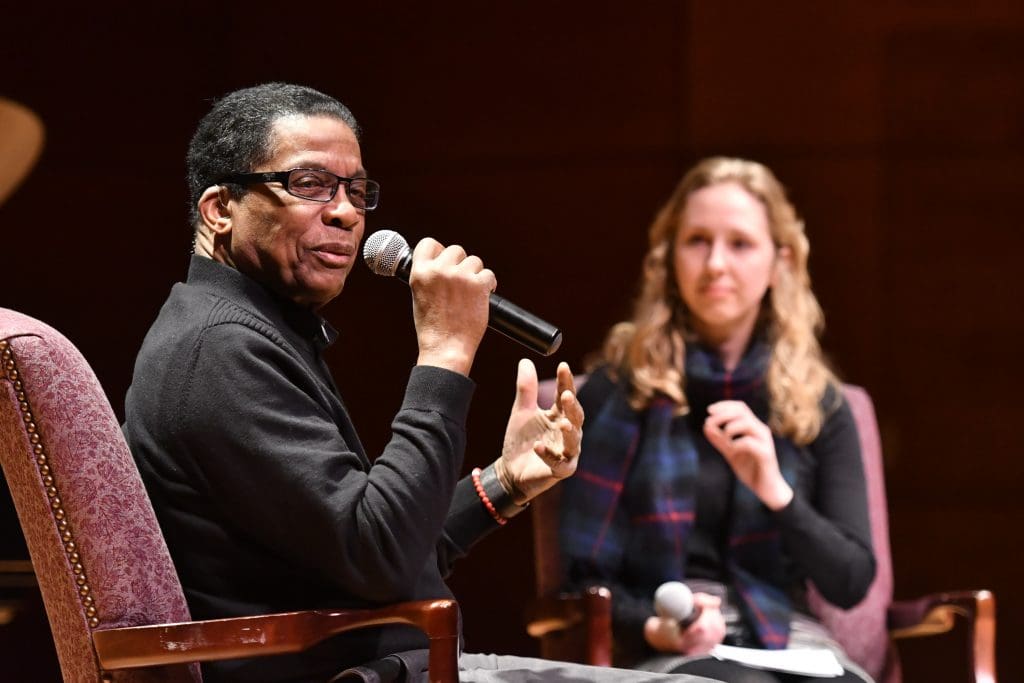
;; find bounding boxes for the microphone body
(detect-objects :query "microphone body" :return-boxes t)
[654,581,703,630]
[363,230,563,356]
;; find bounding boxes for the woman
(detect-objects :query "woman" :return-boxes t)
[558,157,876,682]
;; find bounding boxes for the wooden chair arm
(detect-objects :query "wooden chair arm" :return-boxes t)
[0,560,37,627]
[0,560,36,588]
[524,586,612,667]
[93,599,459,683]
[888,589,996,683]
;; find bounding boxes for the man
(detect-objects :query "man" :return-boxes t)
[124,83,714,683]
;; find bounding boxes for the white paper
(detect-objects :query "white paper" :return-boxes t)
[710,644,844,677]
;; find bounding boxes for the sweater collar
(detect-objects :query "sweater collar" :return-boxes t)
[185,254,339,350]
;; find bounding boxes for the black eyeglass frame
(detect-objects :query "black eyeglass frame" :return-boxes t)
[215,168,381,210]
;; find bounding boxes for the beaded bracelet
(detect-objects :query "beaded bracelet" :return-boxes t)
[471,467,507,525]
[478,463,529,519]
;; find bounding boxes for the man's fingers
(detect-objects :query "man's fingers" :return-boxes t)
[552,362,584,428]
[414,240,491,275]
[560,390,584,426]
[478,268,497,293]
[412,237,444,261]
[555,361,576,397]
[558,416,582,456]
[436,243,468,265]
[457,254,484,273]
[514,358,539,410]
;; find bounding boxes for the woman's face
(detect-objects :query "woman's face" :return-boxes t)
[673,181,779,348]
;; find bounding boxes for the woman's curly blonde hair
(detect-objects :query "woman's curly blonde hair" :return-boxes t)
[598,157,837,445]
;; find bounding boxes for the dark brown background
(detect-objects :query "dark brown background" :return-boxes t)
[2,2,1022,681]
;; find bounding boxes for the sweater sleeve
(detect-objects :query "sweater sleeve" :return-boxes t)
[773,388,876,608]
[434,476,506,576]
[176,321,475,603]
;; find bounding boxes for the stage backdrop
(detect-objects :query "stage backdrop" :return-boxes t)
[1,3,1021,680]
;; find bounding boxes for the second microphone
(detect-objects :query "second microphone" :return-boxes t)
[363,230,563,357]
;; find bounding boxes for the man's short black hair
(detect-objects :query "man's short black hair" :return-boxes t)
[185,82,360,228]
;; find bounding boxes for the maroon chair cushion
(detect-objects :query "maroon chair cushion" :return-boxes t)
[807,385,898,683]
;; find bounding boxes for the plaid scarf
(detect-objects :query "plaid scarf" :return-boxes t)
[560,341,798,649]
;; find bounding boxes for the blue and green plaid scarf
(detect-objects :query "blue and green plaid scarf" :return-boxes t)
[559,341,798,649]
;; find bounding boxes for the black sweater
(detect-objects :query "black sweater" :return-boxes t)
[124,256,500,681]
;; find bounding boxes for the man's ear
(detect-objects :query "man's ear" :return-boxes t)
[197,185,233,235]
[772,245,794,288]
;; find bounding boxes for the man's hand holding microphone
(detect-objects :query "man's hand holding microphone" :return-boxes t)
[363,230,582,507]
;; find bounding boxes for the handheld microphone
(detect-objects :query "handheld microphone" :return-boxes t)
[362,230,563,356]
[654,581,702,630]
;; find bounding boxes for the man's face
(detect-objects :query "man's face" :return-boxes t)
[223,114,366,309]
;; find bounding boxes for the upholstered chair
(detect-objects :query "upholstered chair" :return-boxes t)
[527,376,996,683]
[0,307,459,682]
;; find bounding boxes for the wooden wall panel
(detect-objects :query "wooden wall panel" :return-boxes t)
[1,2,1020,680]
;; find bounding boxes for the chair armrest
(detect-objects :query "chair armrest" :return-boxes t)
[888,589,996,683]
[93,599,459,683]
[0,560,36,588]
[524,586,612,667]
[0,560,37,627]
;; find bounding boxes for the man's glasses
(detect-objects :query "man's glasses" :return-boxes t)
[216,168,381,210]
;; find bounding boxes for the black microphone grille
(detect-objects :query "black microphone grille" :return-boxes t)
[363,229,410,277]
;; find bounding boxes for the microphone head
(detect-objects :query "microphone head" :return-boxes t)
[363,229,410,277]
[654,581,695,621]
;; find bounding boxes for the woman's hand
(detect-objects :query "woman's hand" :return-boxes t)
[703,400,793,510]
[643,592,726,655]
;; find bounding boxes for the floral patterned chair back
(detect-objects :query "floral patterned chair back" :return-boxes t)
[0,307,199,682]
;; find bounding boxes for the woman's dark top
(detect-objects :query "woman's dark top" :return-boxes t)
[561,355,875,666]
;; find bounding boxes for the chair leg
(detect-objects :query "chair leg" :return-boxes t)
[428,634,459,683]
